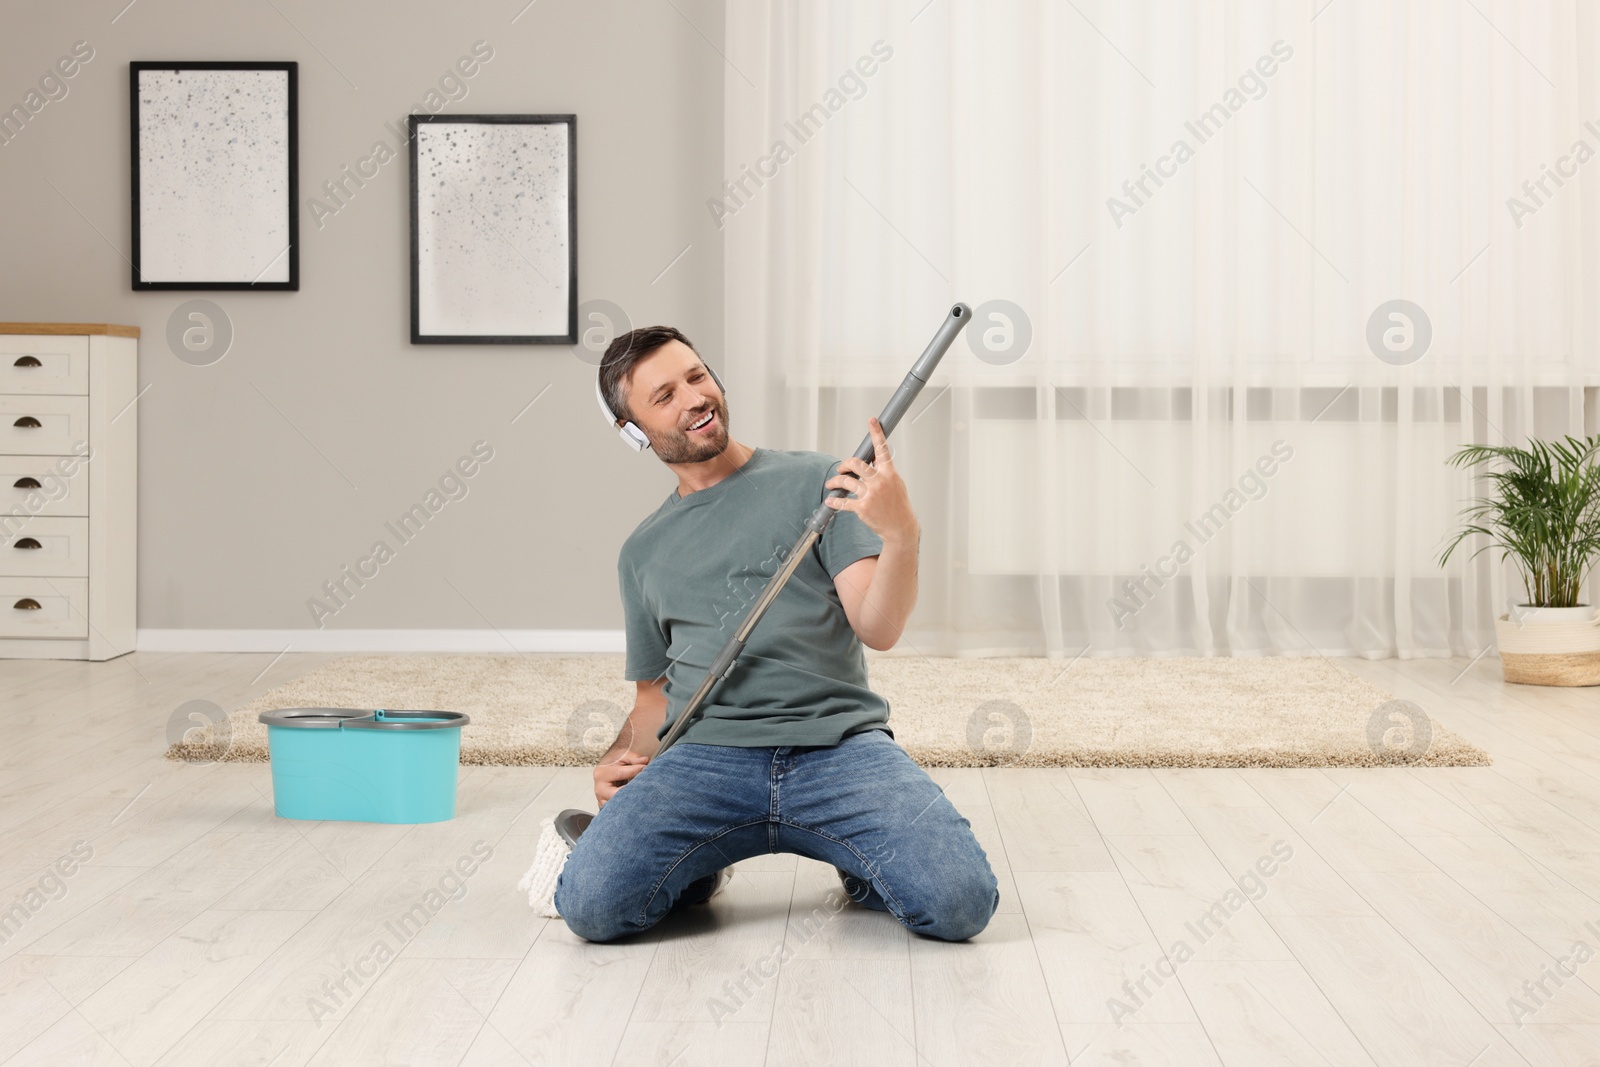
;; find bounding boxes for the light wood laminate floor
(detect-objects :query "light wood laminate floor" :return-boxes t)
[3,652,1600,1066]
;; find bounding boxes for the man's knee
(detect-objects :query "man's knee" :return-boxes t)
[555,900,630,942]
[904,866,1000,942]
[553,855,644,942]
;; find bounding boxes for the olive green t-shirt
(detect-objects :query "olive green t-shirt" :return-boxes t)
[618,446,892,747]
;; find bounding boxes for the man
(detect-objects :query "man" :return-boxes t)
[553,325,998,943]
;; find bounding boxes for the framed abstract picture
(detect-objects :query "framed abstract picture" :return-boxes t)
[129,61,298,290]
[409,114,576,344]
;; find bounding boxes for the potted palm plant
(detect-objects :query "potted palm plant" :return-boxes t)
[1439,434,1600,686]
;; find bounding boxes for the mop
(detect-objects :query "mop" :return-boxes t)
[518,303,973,918]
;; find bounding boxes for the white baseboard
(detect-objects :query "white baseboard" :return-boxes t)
[136,629,626,653]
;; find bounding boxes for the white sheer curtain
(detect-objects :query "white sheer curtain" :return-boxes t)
[722,0,1600,659]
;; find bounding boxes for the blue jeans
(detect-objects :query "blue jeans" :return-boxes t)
[553,728,999,943]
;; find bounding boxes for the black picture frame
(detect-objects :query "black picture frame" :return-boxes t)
[129,61,299,291]
[409,113,577,344]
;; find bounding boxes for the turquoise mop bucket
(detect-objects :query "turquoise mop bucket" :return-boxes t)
[258,708,470,824]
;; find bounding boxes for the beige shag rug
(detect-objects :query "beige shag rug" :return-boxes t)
[165,653,1489,768]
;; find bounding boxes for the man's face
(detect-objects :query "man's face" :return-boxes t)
[622,340,730,463]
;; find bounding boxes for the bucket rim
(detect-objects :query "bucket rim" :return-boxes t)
[258,707,372,728]
[258,707,470,730]
[345,709,471,731]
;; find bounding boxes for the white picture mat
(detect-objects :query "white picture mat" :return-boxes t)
[136,68,291,283]
[415,121,571,337]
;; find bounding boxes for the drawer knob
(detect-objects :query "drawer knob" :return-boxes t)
[12,537,41,549]
[13,416,42,429]
[13,477,41,489]
[12,598,41,610]
[13,356,42,368]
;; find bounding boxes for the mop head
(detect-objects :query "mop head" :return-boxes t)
[516,816,570,919]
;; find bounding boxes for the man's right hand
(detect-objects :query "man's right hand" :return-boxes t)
[594,679,668,808]
[595,751,651,808]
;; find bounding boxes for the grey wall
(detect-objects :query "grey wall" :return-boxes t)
[0,0,724,632]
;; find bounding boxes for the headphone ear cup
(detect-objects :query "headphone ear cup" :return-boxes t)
[708,363,727,397]
[622,423,651,451]
[596,373,652,452]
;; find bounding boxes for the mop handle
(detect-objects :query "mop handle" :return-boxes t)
[655,303,972,755]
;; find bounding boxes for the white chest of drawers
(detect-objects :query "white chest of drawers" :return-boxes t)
[0,324,138,660]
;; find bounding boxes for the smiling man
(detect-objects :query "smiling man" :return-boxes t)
[552,325,999,943]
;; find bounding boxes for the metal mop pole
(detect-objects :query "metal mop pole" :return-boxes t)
[654,302,972,756]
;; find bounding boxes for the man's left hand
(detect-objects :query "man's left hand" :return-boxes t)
[823,417,919,547]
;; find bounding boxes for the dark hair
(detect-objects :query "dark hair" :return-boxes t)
[599,325,698,425]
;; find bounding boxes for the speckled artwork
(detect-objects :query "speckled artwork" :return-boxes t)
[136,68,291,283]
[415,121,571,338]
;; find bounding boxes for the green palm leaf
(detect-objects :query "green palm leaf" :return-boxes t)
[1439,435,1600,607]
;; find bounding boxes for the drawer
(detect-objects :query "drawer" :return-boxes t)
[0,453,89,518]
[0,335,89,395]
[0,396,89,455]
[0,577,88,638]
[0,516,88,577]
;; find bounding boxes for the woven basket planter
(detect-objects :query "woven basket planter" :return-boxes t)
[1495,607,1600,686]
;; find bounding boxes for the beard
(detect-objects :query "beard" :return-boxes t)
[646,396,731,464]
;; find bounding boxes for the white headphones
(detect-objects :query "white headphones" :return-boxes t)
[595,360,727,453]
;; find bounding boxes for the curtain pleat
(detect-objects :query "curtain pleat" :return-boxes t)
[724,0,1599,659]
